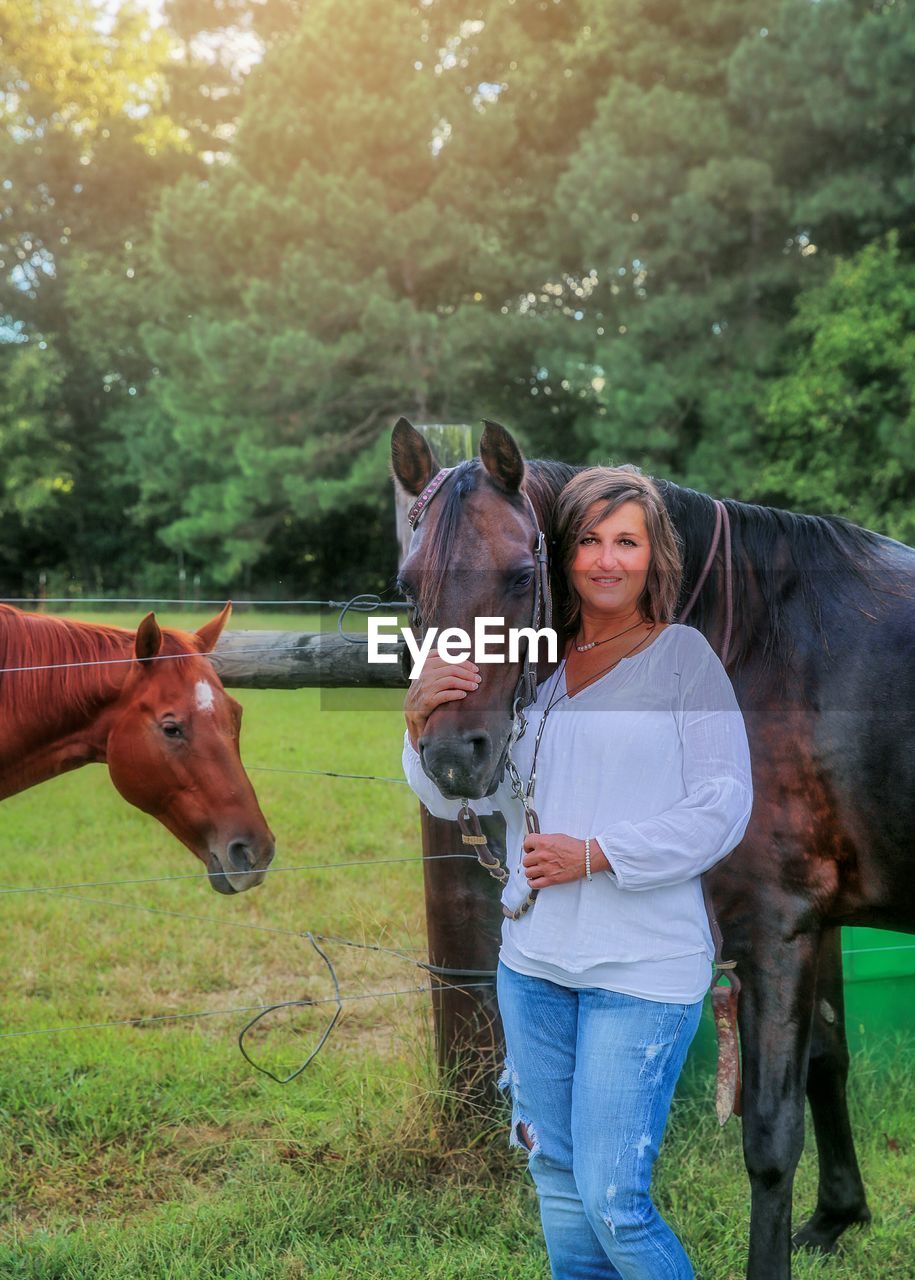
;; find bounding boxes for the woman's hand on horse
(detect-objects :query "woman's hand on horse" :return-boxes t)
[522,833,611,887]
[405,654,481,749]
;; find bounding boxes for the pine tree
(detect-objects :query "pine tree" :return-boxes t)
[0,0,191,589]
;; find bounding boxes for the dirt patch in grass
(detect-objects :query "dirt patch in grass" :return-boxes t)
[0,1119,271,1231]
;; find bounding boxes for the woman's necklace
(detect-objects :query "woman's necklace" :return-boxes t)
[525,625,657,805]
[574,616,644,652]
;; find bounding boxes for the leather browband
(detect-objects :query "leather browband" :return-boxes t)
[406,467,455,529]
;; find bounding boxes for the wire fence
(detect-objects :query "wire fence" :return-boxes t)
[1,588,467,1080]
[4,630,913,1082]
[0,591,411,673]
[1,596,393,608]
[0,983,495,1044]
[0,843,499,1079]
[5,590,912,1089]
[1,631,496,1080]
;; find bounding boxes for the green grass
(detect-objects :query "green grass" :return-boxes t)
[1,611,912,1277]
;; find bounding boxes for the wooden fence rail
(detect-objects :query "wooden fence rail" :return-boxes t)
[212,630,410,690]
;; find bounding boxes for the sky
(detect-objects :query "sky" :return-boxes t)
[98,0,264,76]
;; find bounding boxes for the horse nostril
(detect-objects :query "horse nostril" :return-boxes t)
[226,840,254,875]
[462,729,492,768]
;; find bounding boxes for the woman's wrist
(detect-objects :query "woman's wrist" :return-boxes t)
[588,836,612,876]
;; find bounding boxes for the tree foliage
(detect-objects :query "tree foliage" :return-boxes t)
[1,0,912,594]
[758,233,914,543]
[0,0,192,587]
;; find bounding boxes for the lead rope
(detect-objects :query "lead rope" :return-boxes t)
[678,499,741,1122]
[703,880,743,1125]
[457,698,543,921]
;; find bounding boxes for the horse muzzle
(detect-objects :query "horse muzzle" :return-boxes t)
[207,835,275,894]
[419,728,503,800]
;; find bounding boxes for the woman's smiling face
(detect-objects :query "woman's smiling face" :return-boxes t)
[569,500,652,622]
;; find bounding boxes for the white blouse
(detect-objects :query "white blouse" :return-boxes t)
[402,624,753,1003]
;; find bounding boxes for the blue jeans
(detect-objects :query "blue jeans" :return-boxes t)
[497,962,703,1280]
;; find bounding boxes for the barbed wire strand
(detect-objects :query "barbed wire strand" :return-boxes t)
[313,930,499,976]
[0,982,495,1044]
[841,943,915,957]
[0,638,398,676]
[0,852,480,898]
[1,597,406,610]
[247,765,407,784]
[23,876,907,966]
[0,588,415,675]
[5,884,499,978]
[238,932,342,1084]
[10,876,901,965]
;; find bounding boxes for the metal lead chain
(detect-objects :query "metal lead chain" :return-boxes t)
[457,800,536,921]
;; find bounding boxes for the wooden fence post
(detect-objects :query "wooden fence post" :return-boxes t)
[420,807,505,1106]
[394,423,506,1109]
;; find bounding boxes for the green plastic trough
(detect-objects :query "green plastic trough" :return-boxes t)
[685,928,915,1083]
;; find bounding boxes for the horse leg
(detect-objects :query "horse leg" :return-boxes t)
[740,930,819,1280]
[793,928,871,1252]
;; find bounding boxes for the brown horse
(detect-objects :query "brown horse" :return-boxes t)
[391,417,914,1280]
[0,604,275,893]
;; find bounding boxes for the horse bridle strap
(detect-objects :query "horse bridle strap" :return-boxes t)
[405,466,551,717]
[406,467,454,529]
[676,498,734,667]
[515,516,551,712]
[676,497,741,1122]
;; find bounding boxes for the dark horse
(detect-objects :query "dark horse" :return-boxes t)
[0,604,275,893]
[391,417,914,1280]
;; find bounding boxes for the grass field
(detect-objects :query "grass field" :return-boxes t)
[1,610,912,1278]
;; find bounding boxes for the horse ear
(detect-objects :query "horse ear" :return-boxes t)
[135,612,163,664]
[196,602,232,653]
[480,419,525,493]
[391,417,439,496]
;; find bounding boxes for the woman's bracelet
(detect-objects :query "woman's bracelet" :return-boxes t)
[584,836,592,882]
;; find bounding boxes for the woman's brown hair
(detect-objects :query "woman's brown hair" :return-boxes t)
[553,466,683,631]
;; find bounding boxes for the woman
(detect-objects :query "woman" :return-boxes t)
[402,466,753,1280]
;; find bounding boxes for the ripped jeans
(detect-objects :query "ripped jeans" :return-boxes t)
[497,962,703,1280]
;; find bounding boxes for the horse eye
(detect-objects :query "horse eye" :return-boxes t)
[514,572,534,590]
[162,722,184,739]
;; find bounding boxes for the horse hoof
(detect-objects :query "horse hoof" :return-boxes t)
[792,1206,871,1254]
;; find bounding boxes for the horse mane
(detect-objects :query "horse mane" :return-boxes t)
[0,606,197,720]
[523,459,578,532]
[523,462,892,670]
[401,449,898,674]
[659,483,888,669]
